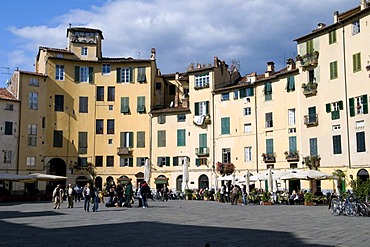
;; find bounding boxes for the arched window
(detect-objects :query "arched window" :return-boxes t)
[198,174,209,190]
[357,169,369,182]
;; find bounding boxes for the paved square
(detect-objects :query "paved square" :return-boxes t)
[0,199,369,246]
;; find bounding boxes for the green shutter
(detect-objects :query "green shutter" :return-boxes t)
[199,134,207,148]
[309,138,318,156]
[121,97,129,113]
[195,102,199,116]
[129,132,134,148]
[306,40,314,54]
[289,136,296,152]
[137,96,145,112]
[363,95,368,114]
[129,158,133,167]
[196,159,201,167]
[177,129,185,147]
[240,89,246,98]
[266,139,274,154]
[130,67,133,82]
[166,157,170,166]
[221,117,230,135]
[339,101,343,110]
[116,68,121,83]
[120,132,124,147]
[353,53,361,72]
[206,101,209,115]
[326,103,331,113]
[349,98,355,117]
[89,67,94,83]
[75,66,80,82]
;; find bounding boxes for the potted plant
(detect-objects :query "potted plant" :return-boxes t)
[185,189,193,200]
[304,192,314,206]
[203,189,210,201]
[261,191,272,205]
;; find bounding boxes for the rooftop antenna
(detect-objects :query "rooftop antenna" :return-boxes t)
[136,51,141,59]
[1,67,11,84]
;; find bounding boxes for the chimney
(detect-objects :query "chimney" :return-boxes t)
[361,0,367,10]
[317,23,326,29]
[150,48,156,61]
[214,56,219,67]
[174,72,180,108]
[265,61,275,77]
[333,11,339,23]
[286,58,296,71]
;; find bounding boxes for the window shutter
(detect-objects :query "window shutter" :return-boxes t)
[130,67,133,82]
[309,138,318,156]
[129,158,133,167]
[239,89,246,98]
[199,134,207,148]
[173,157,178,166]
[129,132,134,148]
[166,157,170,166]
[206,101,209,114]
[136,157,141,167]
[289,136,297,152]
[248,88,254,96]
[75,66,80,82]
[349,98,355,117]
[89,67,94,83]
[121,97,129,113]
[196,159,201,167]
[339,100,343,110]
[266,139,274,154]
[120,132,125,147]
[195,102,199,116]
[157,157,162,167]
[116,68,121,83]
[326,103,331,113]
[362,95,368,114]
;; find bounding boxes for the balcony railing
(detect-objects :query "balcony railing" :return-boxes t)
[262,153,276,163]
[195,147,209,156]
[117,147,132,155]
[297,51,319,69]
[304,114,319,127]
[285,151,299,161]
[303,155,321,170]
[302,82,318,96]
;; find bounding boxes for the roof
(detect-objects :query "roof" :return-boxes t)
[0,88,17,101]
[66,27,104,39]
[39,46,73,54]
[150,107,190,115]
[47,55,151,63]
[18,70,47,77]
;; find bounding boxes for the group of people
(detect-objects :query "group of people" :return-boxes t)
[52,183,102,212]
[218,182,247,205]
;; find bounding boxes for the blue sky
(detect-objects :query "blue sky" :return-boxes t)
[0,0,357,88]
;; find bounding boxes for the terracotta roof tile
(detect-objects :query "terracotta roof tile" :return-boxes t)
[150,107,190,114]
[0,88,17,101]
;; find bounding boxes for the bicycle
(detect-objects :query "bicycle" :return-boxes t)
[330,195,357,216]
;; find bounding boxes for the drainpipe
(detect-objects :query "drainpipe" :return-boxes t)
[254,86,259,173]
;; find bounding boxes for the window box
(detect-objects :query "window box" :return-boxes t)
[262,153,276,163]
[302,82,318,96]
[117,147,132,156]
[195,147,209,156]
[284,151,299,161]
[304,114,319,127]
[297,51,319,69]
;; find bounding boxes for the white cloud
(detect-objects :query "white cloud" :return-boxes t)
[6,0,356,76]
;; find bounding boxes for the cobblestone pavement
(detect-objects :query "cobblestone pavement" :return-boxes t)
[0,199,369,247]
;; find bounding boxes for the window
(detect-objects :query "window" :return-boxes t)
[233,90,239,99]
[221,117,230,135]
[28,124,37,146]
[288,109,296,125]
[157,157,170,167]
[330,61,338,79]
[329,30,337,44]
[56,65,64,81]
[29,78,39,86]
[173,157,180,166]
[266,139,274,154]
[222,148,231,163]
[308,69,315,83]
[309,138,318,156]
[81,47,88,56]
[4,121,13,135]
[177,129,186,146]
[120,132,133,148]
[106,156,114,167]
[53,130,63,147]
[79,97,88,113]
[78,132,88,154]
[356,120,365,129]
[108,87,115,101]
[288,128,296,133]
[107,120,115,134]
[169,85,176,95]
[95,156,103,167]
[137,96,146,113]
[102,64,111,75]
[158,130,166,147]
[199,133,207,151]
[244,123,252,133]
[332,135,342,154]
[289,136,297,152]
[239,88,254,97]
[54,95,64,112]
[29,92,38,110]
[177,114,186,122]
[26,156,36,167]
[286,76,295,92]
[356,132,366,152]
[194,101,209,116]
[158,115,166,124]
[137,157,147,167]
[244,107,251,116]
[137,131,145,148]
[353,53,361,73]
[5,104,14,111]
[349,95,368,116]
[75,66,93,83]
[97,87,104,101]
[265,112,273,128]
[137,67,146,83]
[3,150,11,164]
[77,157,88,168]
[195,158,208,167]
[352,20,360,35]
[332,124,341,131]
[96,120,103,134]
[326,101,343,120]
[120,157,133,167]
[308,106,317,123]
[244,147,252,162]
[221,93,230,101]
[118,67,133,83]
[264,82,272,101]
[121,97,130,113]
[306,39,314,54]
[195,73,210,88]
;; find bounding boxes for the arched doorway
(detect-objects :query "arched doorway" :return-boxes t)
[357,169,369,182]
[176,175,183,191]
[154,175,168,191]
[95,176,103,191]
[106,176,114,190]
[48,158,67,191]
[136,172,144,188]
[76,176,88,187]
[198,174,209,190]
[118,175,132,185]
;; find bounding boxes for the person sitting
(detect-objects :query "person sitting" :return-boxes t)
[289,190,298,205]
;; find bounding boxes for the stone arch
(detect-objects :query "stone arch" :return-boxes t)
[48,158,67,190]
[176,175,183,191]
[95,176,103,191]
[198,174,209,190]
[357,169,369,182]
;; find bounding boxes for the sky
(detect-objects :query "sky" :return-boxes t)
[0,0,358,88]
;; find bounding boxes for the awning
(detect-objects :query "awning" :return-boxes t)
[154,178,168,184]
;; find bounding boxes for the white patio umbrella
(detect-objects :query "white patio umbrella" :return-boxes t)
[0,173,35,182]
[27,173,67,181]
[280,170,333,180]
[181,157,189,192]
[144,158,150,183]
[250,173,268,182]
[245,170,250,194]
[267,168,273,192]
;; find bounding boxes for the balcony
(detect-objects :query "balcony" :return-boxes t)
[262,153,276,163]
[195,147,209,157]
[303,155,321,170]
[297,51,319,70]
[193,115,211,126]
[304,114,318,127]
[302,82,318,96]
[117,147,132,156]
[285,151,299,162]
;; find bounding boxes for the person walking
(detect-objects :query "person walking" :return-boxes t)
[241,184,248,205]
[83,182,91,212]
[66,184,75,208]
[52,184,63,209]
[140,180,150,208]
[231,185,240,205]
[92,185,99,212]
[123,181,133,208]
